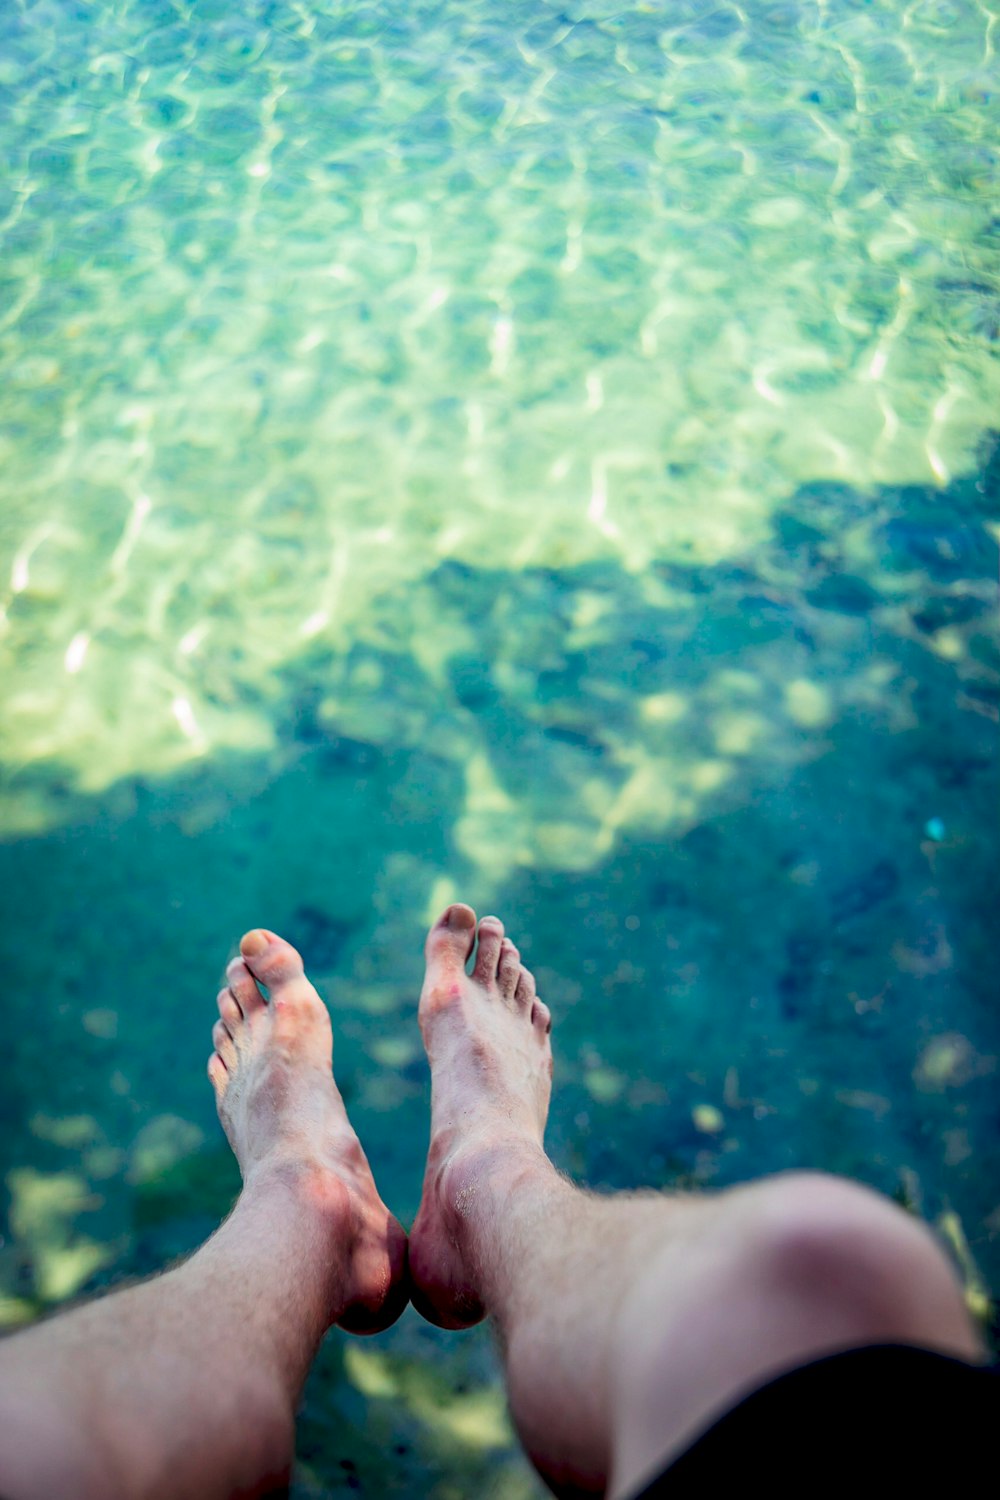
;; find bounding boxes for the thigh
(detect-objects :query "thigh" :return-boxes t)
[608,1172,981,1499]
[629,1346,999,1496]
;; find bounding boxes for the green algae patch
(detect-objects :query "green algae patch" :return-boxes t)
[131,1145,241,1232]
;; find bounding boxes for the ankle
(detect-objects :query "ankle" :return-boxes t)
[436,1135,556,1238]
[240,1154,354,1237]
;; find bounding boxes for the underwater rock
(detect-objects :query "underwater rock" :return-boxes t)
[831,860,900,926]
[884,514,998,582]
[290,904,356,971]
[805,573,880,615]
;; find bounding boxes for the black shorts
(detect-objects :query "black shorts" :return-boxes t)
[630,1344,999,1495]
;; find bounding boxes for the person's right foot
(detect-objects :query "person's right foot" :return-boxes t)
[409,904,554,1328]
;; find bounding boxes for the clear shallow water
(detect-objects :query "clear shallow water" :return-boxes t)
[1,1,998,1494]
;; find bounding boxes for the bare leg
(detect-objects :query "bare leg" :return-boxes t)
[0,929,407,1500]
[409,905,982,1499]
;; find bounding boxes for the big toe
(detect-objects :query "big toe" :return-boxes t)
[239,928,325,1020]
[423,904,476,994]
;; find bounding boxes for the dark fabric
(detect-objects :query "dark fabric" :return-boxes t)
[630,1344,999,1496]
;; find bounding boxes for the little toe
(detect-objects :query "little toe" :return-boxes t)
[226,957,266,1016]
[531,998,552,1036]
[515,966,536,1009]
[473,917,504,986]
[216,988,243,1028]
[497,939,521,1000]
[207,1052,228,1092]
[212,1018,237,1069]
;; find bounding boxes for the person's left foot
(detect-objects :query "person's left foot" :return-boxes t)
[408,905,554,1329]
[209,928,408,1332]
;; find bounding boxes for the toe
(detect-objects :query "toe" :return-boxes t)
[217,987,243,1028]
[531,998,552,1036]
[424,903,477,970]
[226,957,265,1015]
[239,930,332,1049]
[240,928,306,988]
[515,966,536,1009]
[422,904,477,1010]
[212,1018,237,1069]
[497,939,521,1000]
[207,1052,228,1092]
[473,916,504,985]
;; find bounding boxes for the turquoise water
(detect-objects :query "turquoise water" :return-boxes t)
[1,0,998,1492]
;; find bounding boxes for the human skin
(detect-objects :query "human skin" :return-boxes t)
[0,908,982,1500]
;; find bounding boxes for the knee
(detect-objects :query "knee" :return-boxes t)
[743,1172,980,1359]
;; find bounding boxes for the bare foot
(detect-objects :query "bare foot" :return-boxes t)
[209,928,408,1333]
[408,904,553,1328]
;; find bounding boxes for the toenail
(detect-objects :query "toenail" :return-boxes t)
[241,929,269,957]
